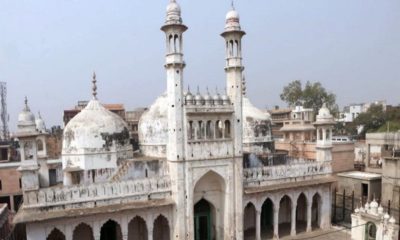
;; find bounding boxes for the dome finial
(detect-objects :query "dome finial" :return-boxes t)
[231,0,235,10]
[24,96,30,111]
[92,71,97,100]
[197,86,200,94]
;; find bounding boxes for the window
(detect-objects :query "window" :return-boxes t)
[215,120,223,139]
[0,180,2,190]
[224,120,231,138]
[19,178,22,189]
[37,139,44,151]
[365,222,377,240]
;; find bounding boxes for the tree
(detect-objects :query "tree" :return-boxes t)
[280,80,338,116]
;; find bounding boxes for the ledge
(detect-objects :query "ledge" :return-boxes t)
[14,198,174,224]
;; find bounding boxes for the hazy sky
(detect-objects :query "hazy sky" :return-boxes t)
[1,0,399,130]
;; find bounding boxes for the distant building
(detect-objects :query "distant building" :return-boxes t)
[63,100,126,126]
[275,105,355,173]
[125,108,147,150]
[267,107,291,140]
[339,100,387,123]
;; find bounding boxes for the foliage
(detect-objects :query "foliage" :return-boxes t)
[352,104,400,138]
[280,80,338,116]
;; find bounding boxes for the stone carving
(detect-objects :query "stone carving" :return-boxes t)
[24,176,171,210]
[243,160,332,186]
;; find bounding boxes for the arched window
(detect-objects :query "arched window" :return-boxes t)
[229,40,234,57]
[215,120,223,139]
[37,139,44,151]
[319,129,323,141]
[206,121,213,139]
[197,121,204,140]
[174,34,179,53]
[326,128,330,141]
[224,120,231,138]
[188,121,194,140]
[234,40,239,57]
[365,222,377,240]
[169,35,174,53]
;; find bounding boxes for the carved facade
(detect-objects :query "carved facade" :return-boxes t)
[14,1,335,240]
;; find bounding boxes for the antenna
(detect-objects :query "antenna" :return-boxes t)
[0,82,8,140]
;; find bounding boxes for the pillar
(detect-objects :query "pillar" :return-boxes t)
[65,225,73,240]
[291,202,297,236]
[9,195,15,212]
[255,210,261,240]
[306,201,312,232]
[273,205,279,239]
[148,225,153,240]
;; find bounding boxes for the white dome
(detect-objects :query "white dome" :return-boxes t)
[167,1,181,14]
[138,93,168,157]
[242,97,273,154]
[226,10,239,21]
[17,98,37,133]
[62,99,131,156]
[35,114,46,133]
[315,104,335,125]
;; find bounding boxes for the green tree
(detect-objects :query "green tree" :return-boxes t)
[280,80,338,116]
[353,104,386,138]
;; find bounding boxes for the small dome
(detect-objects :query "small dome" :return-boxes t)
[226,10,239,21]
[370,199,379,208]
[389,217,396,224]
[315,103,335,125]
[165,0,182,24]
[167,0,181,14]
[63,99,131,156]
[138,93,168,157]
[35,113,46,133]
[242,97,273,154]
[17,97,37,133]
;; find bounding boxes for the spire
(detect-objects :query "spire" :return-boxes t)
[92,72,97,100]
[24,96,30,111]
[187,85,191,94]
[197,86,200,95]
[231,0,235,10]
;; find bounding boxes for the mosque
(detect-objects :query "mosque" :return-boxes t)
[13,1,335,239]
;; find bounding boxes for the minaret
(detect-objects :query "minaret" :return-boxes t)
[221,4,245,157]
[314,104,335,162]
[161,0,187,238]
[161,0,187,161]
[221,5,245,239]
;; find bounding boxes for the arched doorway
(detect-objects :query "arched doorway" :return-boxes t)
[296,193,307,234]
[194,199,212,240]
[260,198,274,239]
[100,220,122,240]
[365,222,377,240]
[47,228,65,240]
[243,202,256,239]
[153,215,170,240]
[312,193,322,230]
[128,216,147,240]
[279,195,292,238]
[73,223,94,240]
[193,171,226,240]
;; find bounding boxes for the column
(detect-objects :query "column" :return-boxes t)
[148,225,153,240]
[273,206,279,239]
[65,225,73,240]
[306,201,312,232]
[316,129,320,142]
[9,195,15,212]
[291,202,297,236]
[255,210,261,240]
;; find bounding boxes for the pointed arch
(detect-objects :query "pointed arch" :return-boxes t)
[153,215,170,240]
[193,170,226,240]
[296,193,307,234]
[260,197,274,239]
[73,223,94,240]
[312,193,322,230]
[128,216,148,240]
[279,195,292,238]
[47,228,65,240]
[100,219,122,240]
[243,202,256,239]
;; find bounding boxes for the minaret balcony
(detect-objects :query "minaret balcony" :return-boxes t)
[225,58,243,69]
[165,53,184,66]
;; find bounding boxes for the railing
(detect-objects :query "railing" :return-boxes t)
[243,160,332,187]
[23,176,171,210]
